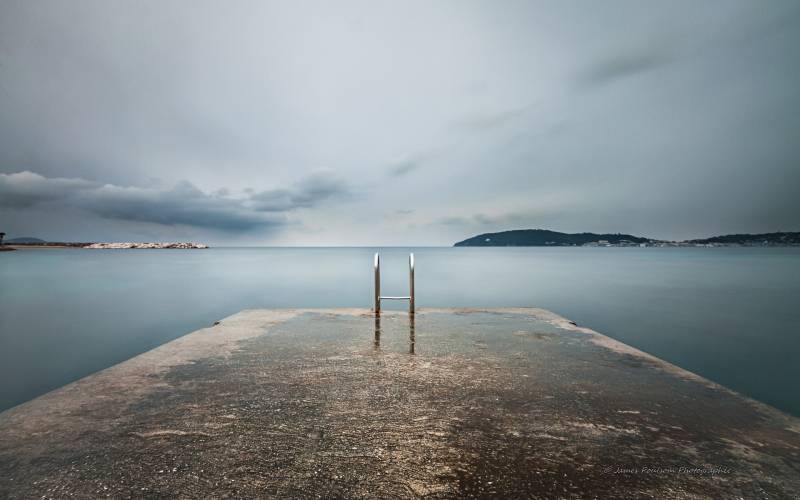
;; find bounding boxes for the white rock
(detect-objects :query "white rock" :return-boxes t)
[83,242,208,249]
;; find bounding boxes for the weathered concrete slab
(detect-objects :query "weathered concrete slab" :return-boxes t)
[0,308,798,498]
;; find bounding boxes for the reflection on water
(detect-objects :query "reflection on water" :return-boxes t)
[372,313,416,355]
[1,247,799,415]
[374,315,381,350]
[409,314,415,355]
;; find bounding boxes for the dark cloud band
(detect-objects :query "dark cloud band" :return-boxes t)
[0,171,352,232]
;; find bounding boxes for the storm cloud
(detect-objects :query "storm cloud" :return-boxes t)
[250,170,354,212]
[0,171,97,208]
[1,0,799,245]
[0,170,352,232]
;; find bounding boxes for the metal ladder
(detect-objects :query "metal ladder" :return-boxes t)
[373,252,414,314]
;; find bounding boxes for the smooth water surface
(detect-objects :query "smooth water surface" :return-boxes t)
[1,247,799,415]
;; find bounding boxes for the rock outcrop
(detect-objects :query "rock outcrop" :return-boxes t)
[83,242,208,249]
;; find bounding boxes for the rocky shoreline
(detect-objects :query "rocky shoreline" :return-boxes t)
[83,242,208,249]
[2,242,208,250]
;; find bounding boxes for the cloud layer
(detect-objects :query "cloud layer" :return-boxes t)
[1,0,799,244]
[0,170,352,232]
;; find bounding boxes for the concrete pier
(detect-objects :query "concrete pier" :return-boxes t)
[1,308,798,498]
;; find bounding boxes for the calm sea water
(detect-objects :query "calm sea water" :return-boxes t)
[1,247,798,416]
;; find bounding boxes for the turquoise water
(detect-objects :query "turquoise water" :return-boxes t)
[1,247,799,415]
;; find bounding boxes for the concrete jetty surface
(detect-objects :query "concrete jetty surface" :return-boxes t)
[1,308,798,498]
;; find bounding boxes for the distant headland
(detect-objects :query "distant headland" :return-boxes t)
[0,237,208,250]
[454,229,800,247]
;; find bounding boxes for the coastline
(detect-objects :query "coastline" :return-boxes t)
[3,242,208,250]
[4,245,83,250]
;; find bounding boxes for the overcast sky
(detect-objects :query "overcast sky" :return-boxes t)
[1,0,799,245]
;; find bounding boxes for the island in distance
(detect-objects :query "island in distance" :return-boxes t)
[454,229,800,247]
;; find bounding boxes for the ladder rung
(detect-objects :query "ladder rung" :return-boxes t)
[374,252,414,314]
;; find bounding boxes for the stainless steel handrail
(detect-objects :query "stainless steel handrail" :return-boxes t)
[374,253,380,312]
[373,252,415,315]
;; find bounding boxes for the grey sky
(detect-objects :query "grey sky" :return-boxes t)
[1,0,798,245]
